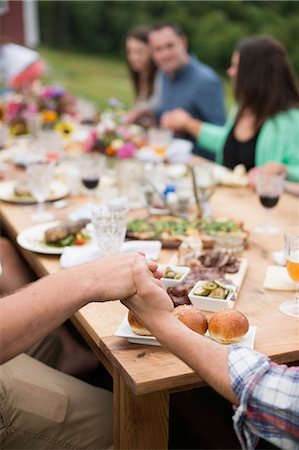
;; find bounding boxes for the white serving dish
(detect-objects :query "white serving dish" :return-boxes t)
[188,280,237,312]
[158,264,190,289]
[115,314,257,349]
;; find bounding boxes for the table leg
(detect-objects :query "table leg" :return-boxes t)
[114,374,169,449]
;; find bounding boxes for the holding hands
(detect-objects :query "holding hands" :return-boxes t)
[123,255,175,334]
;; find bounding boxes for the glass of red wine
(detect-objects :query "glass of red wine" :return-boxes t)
[81,153,105,201]
[255,171,285,234]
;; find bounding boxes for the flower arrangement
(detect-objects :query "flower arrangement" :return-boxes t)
[84,98,146,159]
[3,84,77,135]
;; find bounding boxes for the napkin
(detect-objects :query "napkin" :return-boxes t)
[272,250,286,266]
[60,244,102,268]
[68,202,94,221]
[60,240,162,268]
[121,240,162,260]
[263,266,296,291]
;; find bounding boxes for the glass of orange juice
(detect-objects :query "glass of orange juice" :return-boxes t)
[279,226,299,317]
[148,128,173,159]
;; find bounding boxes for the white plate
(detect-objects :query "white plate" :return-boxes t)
[0,180,69,204]
[115,314,257,348]
[17,221,93,255]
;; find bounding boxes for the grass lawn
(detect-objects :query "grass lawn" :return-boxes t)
[39,46,233,112]
[39,46,135,110]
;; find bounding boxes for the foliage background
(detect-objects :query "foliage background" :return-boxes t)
[39,0,299,76]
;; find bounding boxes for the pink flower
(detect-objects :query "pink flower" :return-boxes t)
[84,129,97,152]
[117,142,136,159]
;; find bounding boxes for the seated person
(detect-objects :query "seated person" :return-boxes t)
[0,41,45,90]
[0,252,159,449]
[124,256,299,450]
[161,35,299,183]
[149,22,226,160]
[125,25,161,127]
[0,236,35,294]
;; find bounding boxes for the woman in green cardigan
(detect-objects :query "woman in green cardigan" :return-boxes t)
[161,35,299,182]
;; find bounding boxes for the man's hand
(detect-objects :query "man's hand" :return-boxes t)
[161,108,191,132]
[161,109,202,138]
[123,255,174,332]
[84,252,160,302]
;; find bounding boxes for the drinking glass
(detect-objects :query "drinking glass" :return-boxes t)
[191,164,216,218]
[26,112,43,138]
[279,227,299,317]
[91,204,128,255]
[27,162,54,222]
[81,154,105,201]
[148,128,173,158]
[255,172,284,234]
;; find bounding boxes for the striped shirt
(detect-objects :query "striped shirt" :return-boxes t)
[229,346,299,450]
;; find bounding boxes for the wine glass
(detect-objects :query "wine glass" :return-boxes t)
[91,204,128,255]
[81,154,104,202]
[27,162,55,222]
[255,172,284,234]
[191,164,216,218]
[279,227,299,317]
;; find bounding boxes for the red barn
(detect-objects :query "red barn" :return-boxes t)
[0,0,40,48]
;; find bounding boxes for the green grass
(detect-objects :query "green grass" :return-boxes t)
[39,46,233,113]
[39,46,134,110]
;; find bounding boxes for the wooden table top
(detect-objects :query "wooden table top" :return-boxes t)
[1,167,299,396]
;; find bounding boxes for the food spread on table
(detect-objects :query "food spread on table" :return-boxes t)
[126,217,247,248]
[166,250,242,307]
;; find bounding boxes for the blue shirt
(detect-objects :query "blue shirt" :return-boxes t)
[155,57,226,160]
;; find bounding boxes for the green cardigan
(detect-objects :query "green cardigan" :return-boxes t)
[197,108,299,182]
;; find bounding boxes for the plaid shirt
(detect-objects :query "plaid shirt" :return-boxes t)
[228,346,299,450]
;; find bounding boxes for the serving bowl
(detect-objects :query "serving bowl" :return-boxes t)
[188,280,236,312]
[158,264,190,289]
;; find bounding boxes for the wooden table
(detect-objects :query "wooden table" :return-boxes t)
[1,170,299,449]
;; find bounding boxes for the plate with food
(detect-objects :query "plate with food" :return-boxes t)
[167,250,248,307]
[16,219,92,254]
[0,180,69,204]
[126,217,248,249]
[115,308,256,348]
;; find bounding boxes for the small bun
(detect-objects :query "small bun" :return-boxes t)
[128,311,152,336]
[208,309,249,344]
[174,305,208,335]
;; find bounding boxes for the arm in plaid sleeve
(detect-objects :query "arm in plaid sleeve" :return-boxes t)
[229,346,299,450]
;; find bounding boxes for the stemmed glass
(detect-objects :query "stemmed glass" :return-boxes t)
[81,154,105,202]
[255,172,284,234]
[27,162,55,222]
[191,164,215,218]
[279,227,299,317]
[91,204,128,255]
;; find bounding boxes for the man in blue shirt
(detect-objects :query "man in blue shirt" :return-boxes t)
[149,22,226,160]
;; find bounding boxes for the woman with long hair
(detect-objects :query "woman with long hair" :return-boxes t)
[161,35,299,182]
[125,25,160,125]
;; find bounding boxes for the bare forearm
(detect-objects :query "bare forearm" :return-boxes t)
[0,267,92,363]
[148,314,238,405]
[185,118,202,139]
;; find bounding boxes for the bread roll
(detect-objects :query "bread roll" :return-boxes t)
[174,305,208,335]
[127,311,152,336]
[208,309,249,344]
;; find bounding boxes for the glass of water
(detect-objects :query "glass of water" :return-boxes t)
[27,162,54,222]
[91,204,128,255]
